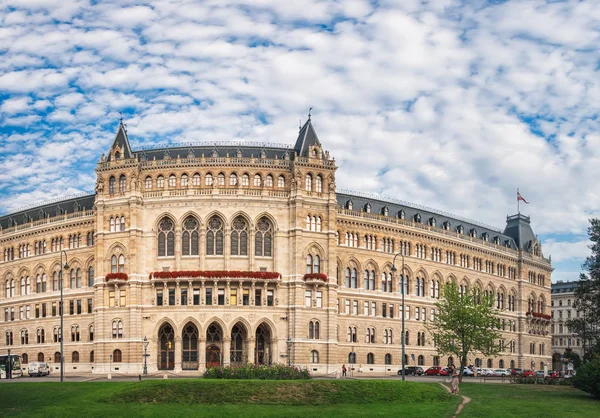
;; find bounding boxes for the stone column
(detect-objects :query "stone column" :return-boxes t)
[163,282,167,306]
[223,337,231,366]
[176,281,180,305]
[200,280,205,305]
[174,336,182,372]
[198,337,206,371]
[246,337,256,364]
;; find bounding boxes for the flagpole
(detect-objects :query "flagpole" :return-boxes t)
[517,188,520,214]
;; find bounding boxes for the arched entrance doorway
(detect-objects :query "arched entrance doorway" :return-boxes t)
[159,323,175,370]
[255,323,272,365]
[206,323,223,368]
[230,323,246,365]
[182,323,199,370]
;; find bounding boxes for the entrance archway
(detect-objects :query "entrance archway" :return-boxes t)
[255,323,272,365]
[182,323,198,370]
[230,323,246,364]
[206,323,223,368]
[158,323,175,370]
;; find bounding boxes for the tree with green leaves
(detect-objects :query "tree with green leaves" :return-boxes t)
[567,218,600,361]
[426,282,502,381]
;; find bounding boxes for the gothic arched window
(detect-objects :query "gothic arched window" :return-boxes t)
[231,216,248,256]
[206,216,224,256]
[158,218,175,257]
[254,217,273,257]
[119,174,126,192]
[182,217,199,256]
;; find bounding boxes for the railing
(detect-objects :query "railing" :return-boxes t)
[0,210,95,236]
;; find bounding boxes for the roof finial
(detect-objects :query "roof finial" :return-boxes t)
[308,107,312,120]
[299,118,302,132]
[118,111,123,124]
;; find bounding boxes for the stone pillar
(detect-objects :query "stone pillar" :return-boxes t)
[199,337,206,371]
[200,280,205,305]
[176,281,180,305]
[247,337,256,364]
[163,282,167,306]
[223,337,231,366]
[174,336,182,372]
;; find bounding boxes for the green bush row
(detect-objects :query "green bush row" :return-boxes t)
[203,363,311,380]
[573,356,600,398]
[510,377,573,386]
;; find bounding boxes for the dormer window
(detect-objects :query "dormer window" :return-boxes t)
[482,232,489,241]
[312,149,317,158]
[114,151,120,160]
[413,213,421,223]
[212,149,218,158]
[398,210,405,220]
[443,221,451,231]
[493,236,500,245]
[346,200,353,210]
[457,225,464,234]
[470,229,477,238]
[364,203,371,213]
[429,217,436,227]
[504,240,511,248]
[381,206,389,216]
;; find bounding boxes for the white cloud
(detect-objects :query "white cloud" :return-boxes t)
[543,240,591,263]
[0,0,599,283]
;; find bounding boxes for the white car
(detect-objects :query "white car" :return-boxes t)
[494,368,510,376]
[481,368,496,376]
[28,361,50,377]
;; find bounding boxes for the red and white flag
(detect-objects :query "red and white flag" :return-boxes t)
[517,191,529,204]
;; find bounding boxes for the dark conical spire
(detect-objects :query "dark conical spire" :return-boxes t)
[107,121,133,161]
[294,117,324,158]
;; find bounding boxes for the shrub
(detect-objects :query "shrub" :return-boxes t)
[573,356,600,398]
[203,363,311,380]
[510,377,573,386]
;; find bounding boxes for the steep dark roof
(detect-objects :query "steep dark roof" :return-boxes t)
[136,143,292,162]
[0,194,96,230]
[336,190,519,250]
[294,118,324,158]
[107,122,133,161]
[503,214,538,251]
[551,280,579,294]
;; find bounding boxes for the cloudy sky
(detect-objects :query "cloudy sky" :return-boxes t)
[0,0,598,281]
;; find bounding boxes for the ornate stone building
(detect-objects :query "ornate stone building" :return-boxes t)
[551,280,583,371]
[0,120,552,375]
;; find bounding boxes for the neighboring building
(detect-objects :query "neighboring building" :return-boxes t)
[551,280,583,370]
[0,120,552,375]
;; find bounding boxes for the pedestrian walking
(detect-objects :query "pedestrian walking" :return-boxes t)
[450,365,460,394]
[342,364,347,377]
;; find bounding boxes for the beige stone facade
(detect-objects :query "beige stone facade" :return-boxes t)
[0,121,552,375]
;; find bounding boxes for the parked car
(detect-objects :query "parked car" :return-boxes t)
[439,367,450,376]
[398,366,424,376]
[481,368,496,376]
[28,362,50,377]
[423,366,442,376]
[494,369,510,376]
[511,368,524,376]
[523,370,535,377]
[535,370,545,378]
[462,367,474,376]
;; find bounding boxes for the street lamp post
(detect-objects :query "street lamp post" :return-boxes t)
[286,337,292,367]
[59,250,69,383]
[391,252,406,382]
[143,336,149,376]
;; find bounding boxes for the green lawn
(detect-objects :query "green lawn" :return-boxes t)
[459,383,600,418]
[0,380,460,417]
[1,380,597,417]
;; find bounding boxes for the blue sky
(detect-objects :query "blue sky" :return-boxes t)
[1,0,599,282]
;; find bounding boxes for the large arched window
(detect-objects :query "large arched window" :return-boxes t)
[385,353,392,365]
[265,175,274,187]
[231,216,248,256]
[278,175,285,188]
[113,349,122,363]
[72,351,79,363]
[242,173,249,187]
[88,266,94,287]
[315,175,323,193]
[112,320,123,339]
[109,176,116,194]
[206,216,224,256]
[310,350,319,363]
[253,174,262,187]
[217,173,225,186]
[193,173,201,186]
[229,173,238,186]
[70,269,76,288]
[305,174,312,191]
[145,176,152,190]
[181,174,188,187]
[367,353,374,364]
[118,255,125,273]
[182,217,199,256]
[157,175,165,188]
[158,218,175,257]
[205,173,213,186]
[306,255,320,274]
[119,174,126,193]
[254,217,272,257]
[168,174,176,187]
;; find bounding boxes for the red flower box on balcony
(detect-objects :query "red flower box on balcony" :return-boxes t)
[303,273,328,282]
[149,270,281,280]
[526,311,551,320]
[105,273,128,281]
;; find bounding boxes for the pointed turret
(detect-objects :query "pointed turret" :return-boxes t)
[107,122,133,161]
[294,117,324,158]
[504,213,541,254]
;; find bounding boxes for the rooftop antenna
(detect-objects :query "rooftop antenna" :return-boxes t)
[308,107,312,120]
[299,119,302,132]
